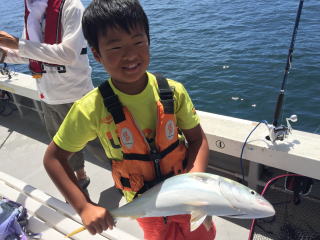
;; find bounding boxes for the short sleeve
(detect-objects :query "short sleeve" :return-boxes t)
[53,101,97,152]
[171,80,200,130]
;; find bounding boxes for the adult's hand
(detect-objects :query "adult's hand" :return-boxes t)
[0,48,7,63]
[0,31,19,49]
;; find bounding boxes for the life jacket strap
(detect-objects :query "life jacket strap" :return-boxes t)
[120,156,187,197]
[122,139,179,161]
[154,73,174,114]
[120,171,175,195]
[98,81,125,123]
[98,73,174,123]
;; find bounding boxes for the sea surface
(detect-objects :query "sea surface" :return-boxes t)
[0,0,319,133]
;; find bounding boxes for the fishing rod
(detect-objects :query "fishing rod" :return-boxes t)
[266,0,304,142]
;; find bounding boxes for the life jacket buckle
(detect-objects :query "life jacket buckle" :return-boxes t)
[150,151,163,180]
[57,65,66,73]
[150,151,161,162]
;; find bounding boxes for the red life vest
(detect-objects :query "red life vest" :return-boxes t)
[24,0,65,78]
[99,74,187,194]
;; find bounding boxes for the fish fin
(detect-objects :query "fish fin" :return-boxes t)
[190,211,207,232]
[203,216,213,231]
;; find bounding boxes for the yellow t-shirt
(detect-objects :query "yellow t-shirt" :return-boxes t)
[53,72,200,200]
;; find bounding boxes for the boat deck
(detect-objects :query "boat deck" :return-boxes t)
[0,102,250,239]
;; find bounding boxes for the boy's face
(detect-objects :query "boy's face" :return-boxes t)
[93,25,150,93]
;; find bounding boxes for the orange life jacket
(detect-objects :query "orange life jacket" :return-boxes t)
[98,74,187,194]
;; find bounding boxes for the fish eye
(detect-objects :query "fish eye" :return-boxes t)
[250,190,255,195]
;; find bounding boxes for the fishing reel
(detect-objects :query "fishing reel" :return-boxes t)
[265,115,298,142]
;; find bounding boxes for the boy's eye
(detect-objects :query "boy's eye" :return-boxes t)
[135,41,147,47]
[108,46,121,51]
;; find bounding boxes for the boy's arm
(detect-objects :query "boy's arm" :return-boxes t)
[43,141,115,234]
[182,124,209,172]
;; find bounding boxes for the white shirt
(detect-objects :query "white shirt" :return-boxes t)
[26,0,48,42]
[6,0,93,104]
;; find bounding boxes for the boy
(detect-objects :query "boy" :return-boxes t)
[43,0,216,239]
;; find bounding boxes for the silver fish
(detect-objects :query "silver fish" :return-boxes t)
[110,172,275,231]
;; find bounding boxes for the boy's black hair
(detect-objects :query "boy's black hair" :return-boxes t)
[82,0,150,52]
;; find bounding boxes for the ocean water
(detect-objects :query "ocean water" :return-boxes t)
[0,0,319,133]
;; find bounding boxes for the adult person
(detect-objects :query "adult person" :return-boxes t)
[0,0,93,189]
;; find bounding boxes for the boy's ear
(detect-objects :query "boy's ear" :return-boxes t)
[91,47,101,63]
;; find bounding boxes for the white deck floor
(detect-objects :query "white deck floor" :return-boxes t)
[0,104,251,240]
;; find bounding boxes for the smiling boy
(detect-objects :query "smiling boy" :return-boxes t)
[43,0,215,239]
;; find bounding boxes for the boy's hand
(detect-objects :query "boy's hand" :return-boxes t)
[79,202,115,235]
